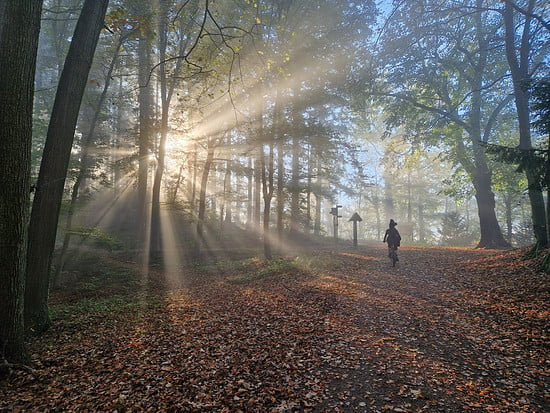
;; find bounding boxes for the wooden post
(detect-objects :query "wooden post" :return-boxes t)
[349,212,363,248]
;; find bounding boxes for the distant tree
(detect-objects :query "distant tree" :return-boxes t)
[0,0,43,364]
[25,0,110,334]
[439,212,476,247]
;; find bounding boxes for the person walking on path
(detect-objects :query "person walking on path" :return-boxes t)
[383,219,401,265]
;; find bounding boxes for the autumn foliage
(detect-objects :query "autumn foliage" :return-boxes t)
[1,244,548,412]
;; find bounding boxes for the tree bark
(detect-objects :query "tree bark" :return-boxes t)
[0,0,43,362]
[25,0,109,334]
[472,169,509,248]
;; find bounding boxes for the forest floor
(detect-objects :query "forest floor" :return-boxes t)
[1,243,549,412]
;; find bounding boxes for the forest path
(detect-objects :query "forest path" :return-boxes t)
[1,245,548,412]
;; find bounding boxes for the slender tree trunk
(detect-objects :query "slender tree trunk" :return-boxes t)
[171,163,185,203]
[375,193,382,241]
[246,157,253,227]
[276,89,285,244]
[54,34,123,286]
[113,77,124,194]
[313,156,322,236]
[151,0,196,257]
[25,0,109,334]
[254,155,262,230]
[197,144,215,243]
[0,0,43,362]
[188,144,198,207]
[306,144,312,234]
[290,96,301,238]
[150,2,169,258]
[504,194,513,244]
[137,29,153,262]
[223,159,232,224]
[261,141,275,260]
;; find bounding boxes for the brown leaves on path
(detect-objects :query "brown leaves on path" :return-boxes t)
[1,244,548,412]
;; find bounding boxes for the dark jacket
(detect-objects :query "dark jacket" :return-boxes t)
[383,227,401,248]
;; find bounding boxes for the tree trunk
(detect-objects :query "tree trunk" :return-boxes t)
[305,144,312,234]
[503,0,547,248]
[504,193,513,244]
[197,144,215,244]
[223,159,232,224]
[473,172,509,248]
[54,34,123,286]
[290,95,301,238]
[254,155,262,230]
[276,89,285,245]
[246,158,253,227]
[25,0,109,334]
[137,30,153,263]
[468,9,510,249]
[261,141,275,260]
[0,0,43,363]
[313,156,322,236]
[150,2,169,258]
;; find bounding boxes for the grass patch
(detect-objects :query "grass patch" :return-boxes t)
[225,257,312,284]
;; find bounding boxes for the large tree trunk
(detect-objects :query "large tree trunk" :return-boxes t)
[0,0,43,363]
[25,0,109,334]
[468,8,510,249]
[473,172,509,248]
[503,0,547,248]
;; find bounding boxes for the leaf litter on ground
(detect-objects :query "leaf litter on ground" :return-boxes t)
[1,244,548,412]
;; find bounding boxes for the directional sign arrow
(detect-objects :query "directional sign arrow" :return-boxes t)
[349,212,363,222]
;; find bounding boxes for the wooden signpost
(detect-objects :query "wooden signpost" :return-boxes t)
[349,212,363,248]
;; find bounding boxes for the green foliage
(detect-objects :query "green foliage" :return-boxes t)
[530,79,550,135]
[66,226,124,251]
[485,143,547,190]
[441,169,475,203]
[224,257,305,284]
[51,295,136,320]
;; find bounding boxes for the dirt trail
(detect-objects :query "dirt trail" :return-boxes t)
[1,245,548,412]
